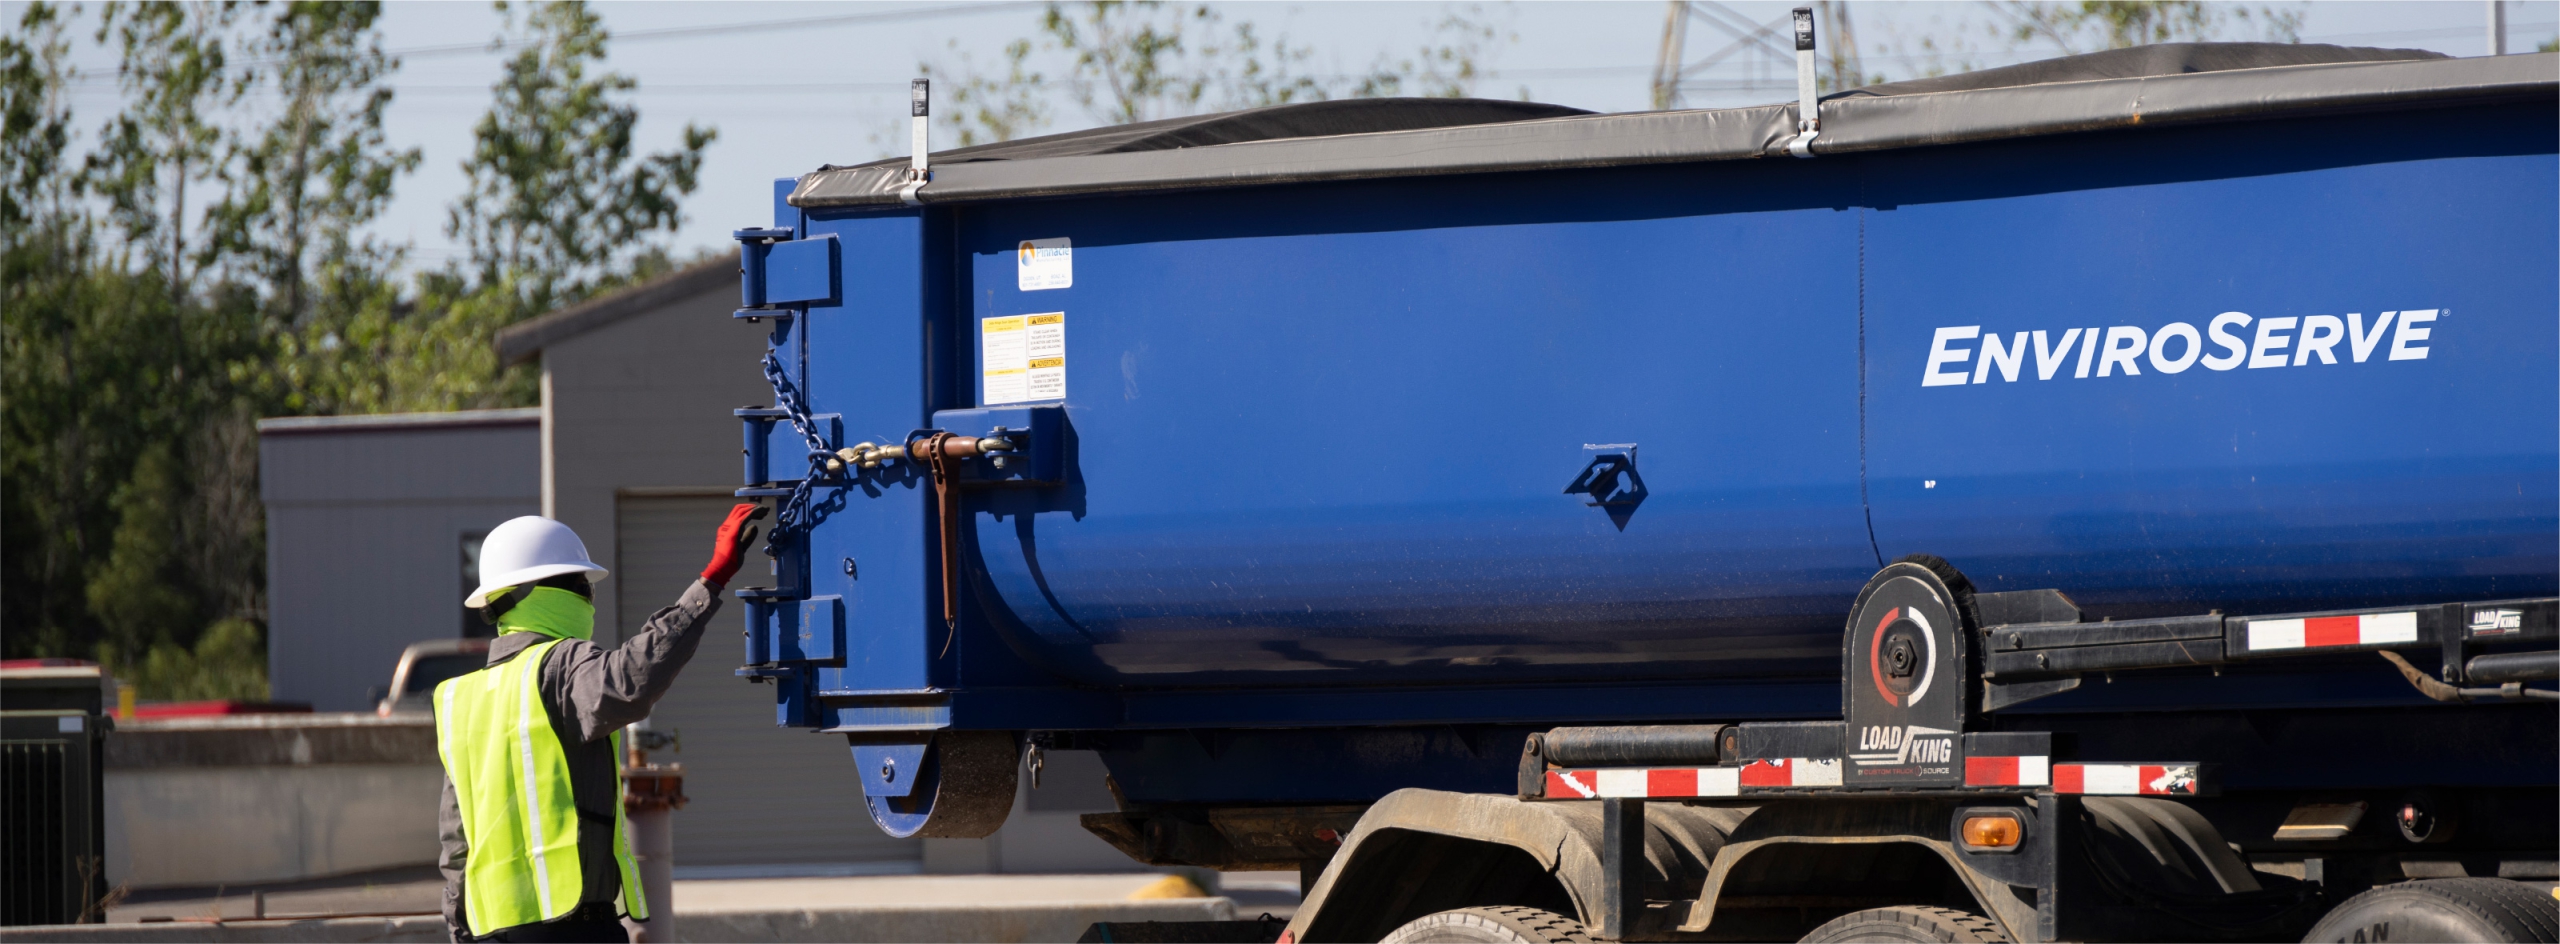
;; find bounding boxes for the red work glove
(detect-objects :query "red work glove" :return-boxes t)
[702,504,769,586]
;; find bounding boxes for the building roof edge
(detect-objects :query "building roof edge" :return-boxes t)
[492,251,741,365]
[256,406,542,435]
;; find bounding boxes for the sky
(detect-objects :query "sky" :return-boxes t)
[33,0,2560,280]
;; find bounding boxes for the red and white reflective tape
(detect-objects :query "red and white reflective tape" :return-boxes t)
[1739,757,1842,788]
[2051,763,2201,796]
[2246,612,2416,651]
[1545,759,2196,797]
[1547,767,1736,798]
[1544,759,1839,798]
[1964,755,2050,787]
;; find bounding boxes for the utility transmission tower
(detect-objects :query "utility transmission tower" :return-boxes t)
[1652,1,1865,111]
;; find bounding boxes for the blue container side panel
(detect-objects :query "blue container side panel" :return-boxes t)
[1864,103,2560,619]
[957,162,1879,689]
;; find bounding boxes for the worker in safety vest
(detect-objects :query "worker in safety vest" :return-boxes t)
[435,505,764,943]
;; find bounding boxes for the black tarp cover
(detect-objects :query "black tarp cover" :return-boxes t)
[1838,41,2443,97]
[790,44,2554,209]
[825,98,1590,168]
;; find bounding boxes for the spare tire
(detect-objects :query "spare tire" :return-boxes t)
[2302,878,2559,944]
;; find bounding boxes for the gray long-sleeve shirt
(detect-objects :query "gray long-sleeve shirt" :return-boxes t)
[437,578,723,940]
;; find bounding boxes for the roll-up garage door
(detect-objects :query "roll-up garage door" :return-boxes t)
[615,494,920,869]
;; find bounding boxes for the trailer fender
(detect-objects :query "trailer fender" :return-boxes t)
[1287,788,1741,943]
[1687,800,2035,943]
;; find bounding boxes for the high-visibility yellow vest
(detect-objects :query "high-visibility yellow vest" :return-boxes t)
[434,638,648,934]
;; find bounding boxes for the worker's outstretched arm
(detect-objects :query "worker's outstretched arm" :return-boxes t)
[544,504,766,742]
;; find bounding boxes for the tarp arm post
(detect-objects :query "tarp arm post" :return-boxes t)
[1789,7,1820,158]
[900,78,931,206]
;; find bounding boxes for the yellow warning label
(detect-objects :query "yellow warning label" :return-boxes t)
[983,312,1064,404]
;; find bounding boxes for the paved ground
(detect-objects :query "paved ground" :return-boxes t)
[107,867,1301,924]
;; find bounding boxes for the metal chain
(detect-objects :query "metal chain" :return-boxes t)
[759,346,835,552]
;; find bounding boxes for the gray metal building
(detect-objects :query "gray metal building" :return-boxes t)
[258,409,541,713]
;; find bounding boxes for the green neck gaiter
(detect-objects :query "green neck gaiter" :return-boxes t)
[495,586,595,641]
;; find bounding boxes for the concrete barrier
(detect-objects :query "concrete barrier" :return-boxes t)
[105,714,440,888]
[1,898,1239,944]
[0,916,445,944]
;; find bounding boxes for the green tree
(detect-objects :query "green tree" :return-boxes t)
[0,0,73,239]
[1350,7,1507,99]
[6,0,724,702]
[926,38,1052,148]
[1041,0,1212,125]
[208,1,419,327]
[85,0,240,308]
[1990,1,2301,55]
[920,1,1510,150]
[0,1,91,661]
[7,0,264,686]
[1836,1,2306,97]
[1204,19,1328,108]
[446,0,715,316]
[84,445,199,668]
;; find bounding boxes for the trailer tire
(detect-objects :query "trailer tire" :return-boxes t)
[2301,878,2559,944]
[1378,906,1596,943]
[1798,906,2008,943]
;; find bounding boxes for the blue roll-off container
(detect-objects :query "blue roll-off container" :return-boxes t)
[729,46,2557,819]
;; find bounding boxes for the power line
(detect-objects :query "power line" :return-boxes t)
[376,1,1044,61]
[67,2,1044,74]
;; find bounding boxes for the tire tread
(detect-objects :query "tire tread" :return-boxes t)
[1380,906,1597,944]
[2430,878,2559,943]
[2303,878,2560,944]
[1800,905,2009,943]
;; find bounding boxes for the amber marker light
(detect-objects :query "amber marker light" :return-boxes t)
[1962,815,2023,850]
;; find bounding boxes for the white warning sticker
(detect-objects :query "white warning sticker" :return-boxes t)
[983,312,1065,404]
[1017,238,1071,291]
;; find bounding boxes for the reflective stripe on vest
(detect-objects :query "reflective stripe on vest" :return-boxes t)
[435,638,650,933]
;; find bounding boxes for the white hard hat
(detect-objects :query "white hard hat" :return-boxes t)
[466,516,608,608]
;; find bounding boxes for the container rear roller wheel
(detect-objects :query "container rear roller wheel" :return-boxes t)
[863,730,1019,839]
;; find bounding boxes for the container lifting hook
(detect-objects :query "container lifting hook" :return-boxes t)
[832,434,1013,475]
[903,430,1021,656]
